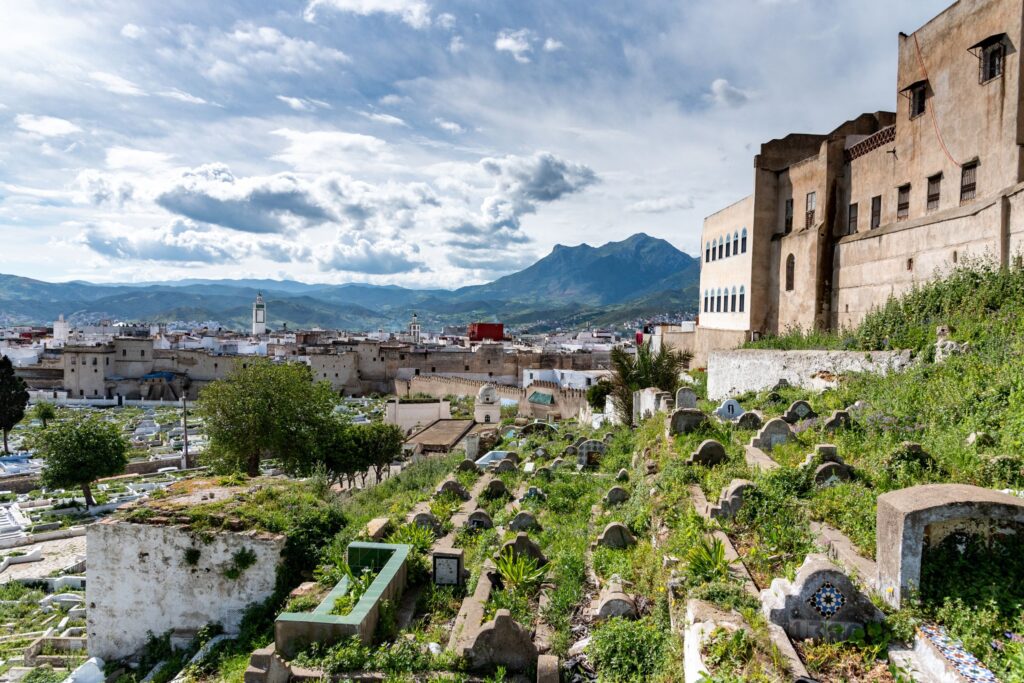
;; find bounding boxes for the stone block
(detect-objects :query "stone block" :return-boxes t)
[782,400,817,424]
[483,479,509,499]
[750,418,793,451]
[666,409,707,436]
[734,410,763,430]
[509,511,541,532]
[675,387,698,410]
[706,480,755,521]
[463,609,538,673]
[365,517,392,541]
[686,439,727,467]
[466,509,493,530]
[597,522,636,549]
[500,532,547,566]
[536,654,560,683]
[436,479,470,501]
[604,486,629,506]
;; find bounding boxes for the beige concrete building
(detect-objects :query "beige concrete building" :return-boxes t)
[697,0,1024,346]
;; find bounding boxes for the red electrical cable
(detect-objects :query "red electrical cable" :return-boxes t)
[913,31,962,168]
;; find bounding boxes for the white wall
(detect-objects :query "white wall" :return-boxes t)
[87,520,285,660]
[384,400,451,433]
[706,349,912,400]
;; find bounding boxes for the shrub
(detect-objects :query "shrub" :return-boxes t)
[588,616,668,682]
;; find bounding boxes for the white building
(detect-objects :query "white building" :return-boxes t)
[521,368,610,390]
[252,292,267,336]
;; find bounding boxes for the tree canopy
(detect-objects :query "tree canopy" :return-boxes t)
[609,341,692,425]
[38,416,128,507]
[198,358,338,476]
[0,356,29,454]
[33,402,56,429]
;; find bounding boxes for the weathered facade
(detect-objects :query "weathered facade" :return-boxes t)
[699,0,1024,342]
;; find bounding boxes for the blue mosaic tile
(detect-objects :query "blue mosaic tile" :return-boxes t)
[920,623,999,683]
[807,581,846,619]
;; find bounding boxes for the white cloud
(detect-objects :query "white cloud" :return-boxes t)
[379,94,409,106]
[360,111,407,126]
[90,71,147,96]
[316,238,423,273]
[73,170,134,206]
[495,29,535,63]
[105,146,174,170]
[434,118,465,134]
[706,78,751,107]
[276,95,331,111]
[448,36,466,54]
[627,195,695,213]
[304,0,432,29]
[226,24,350,72]
[543,38,564,52]
[14,114,81,137]
[120,23,146,40]
[157,88,208,105]
[436,13,456,30]
[271,128,391,171]
[80,220,241,264]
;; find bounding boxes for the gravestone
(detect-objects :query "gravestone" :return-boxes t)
[706,479,755,521]
[534,466,552,481]
[573,437,587,448]
[782,400,817,424]
[522,486,546,502]
[883,442,937,471]
[714,399,745,420]
[412,511,441,535]
[550,458,565,470]
[666,409,708,436]
[467,509,493,530]
[597,522,636,549]
[822,410,852,432]
[604,486,629,506]
[596,576,637,620]
[463,609,538,673]
[562,445,577,457]
[494,458,518,474]
[813,462,852,487]
[765,391,783,404]
[436,479,470,501]
[876,484,1024,607]
[509,510,541,532]
[500,532,548,566]
[616,468,629,482]
[771,379,791,391]
[562,432,575,442]
[603,432,615,444]
[686,439,727,467]
[484,479,509,499]
[735,410,763,430]
[534,447,548,458]
[523,462,535,474]
[675,387,698,410]
[750,418,794,451]
[432,548,464,586]
[577,440,607,468]
[762,554,883,641]
[457,459,481,474]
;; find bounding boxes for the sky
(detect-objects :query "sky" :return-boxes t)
[0,0,952,288]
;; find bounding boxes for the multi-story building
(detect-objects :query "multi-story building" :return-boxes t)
[698,0,1024,350]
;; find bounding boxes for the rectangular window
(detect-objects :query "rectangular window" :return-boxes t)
[784,198,793,234]
[847,202,858,234]
[961,162,978,204]
[870,196,881,229]
[927,174,941,212]
[910,84,927,118]
[981,43,1005,83]
[805,192,816,228]
[897,184,910,221]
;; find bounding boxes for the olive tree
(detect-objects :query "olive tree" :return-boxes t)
[38,417,128,507]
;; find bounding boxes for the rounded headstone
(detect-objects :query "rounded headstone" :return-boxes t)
[604,486,629,506]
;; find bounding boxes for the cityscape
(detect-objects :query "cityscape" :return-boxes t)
[2,1,1024,682]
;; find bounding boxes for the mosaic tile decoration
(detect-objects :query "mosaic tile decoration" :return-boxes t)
[807,581,846,619]
[919,623,999,683]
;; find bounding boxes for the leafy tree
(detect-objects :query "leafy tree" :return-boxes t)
[609,340,692,425]
[353,422,404,484]
[198,358,338,477]
[33,402,57,429]
[586,378,613,411]
[37,416,128,507]
[0,356,29,454]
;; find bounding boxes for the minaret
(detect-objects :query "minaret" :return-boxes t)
[252,292,267,336]
[409,312,421,344]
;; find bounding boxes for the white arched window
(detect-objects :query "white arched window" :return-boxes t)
[716,288,722,312]
[733,231,739,255]
[741,228,748,253]
[712,238,718,261]
[725,237,730,258]
[705,242,711,263]
[731,286,737,312]
[739,286,746,312]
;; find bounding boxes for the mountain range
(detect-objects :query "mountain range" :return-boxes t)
[0,233,700,332]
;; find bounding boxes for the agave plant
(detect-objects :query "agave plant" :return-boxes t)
[686,535,732,584]
[494,547,545,595]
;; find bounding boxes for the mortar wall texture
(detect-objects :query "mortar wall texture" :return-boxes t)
[86,520,285,660]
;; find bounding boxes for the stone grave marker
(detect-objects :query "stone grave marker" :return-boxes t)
[604,486,629,506]
[493,458,518,474]
[463,609,538,673]
[782,400,817,424]
[457,459,481,474]
[714,399,745,420]
[686,439,727,467]
[436,479,470,501]
[412,511,441,535]
[484,479,509,499]
[522,486,546,502]
[616,468,629,482]
[467,509,493,530]
[675,387,698,410]
[596,576,637,620]
[762,554,883,641]
[750,418,794,451]
[735,410,763,430]
[597,522,636,549]
[500,532,548,566]
[509,511,541,532]
[706,479,755,520]
[822,410,852,432]
[666,409,708,436]
[577,439,607,468]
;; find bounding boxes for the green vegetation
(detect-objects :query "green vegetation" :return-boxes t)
[0,355,29,454]
[609,340,692,424]
[32,401,56,429]
[588,616,670,682]
[37,416,129,506]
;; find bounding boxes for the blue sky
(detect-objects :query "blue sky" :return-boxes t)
[1,0,951,287]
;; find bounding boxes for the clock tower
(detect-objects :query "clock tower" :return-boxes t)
[252,292,267,336]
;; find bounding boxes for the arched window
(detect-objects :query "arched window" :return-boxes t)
[741,228,748,253]
[725,237,730,258]
[705,242,711,263]
[731,286,737,312]
[716,288,722,312]
[703,291,708,313]
[733,231,739,255]
[785,254,795,291]
[739,286,745,312]
[711,238,717,261]
[718,239,724,260]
